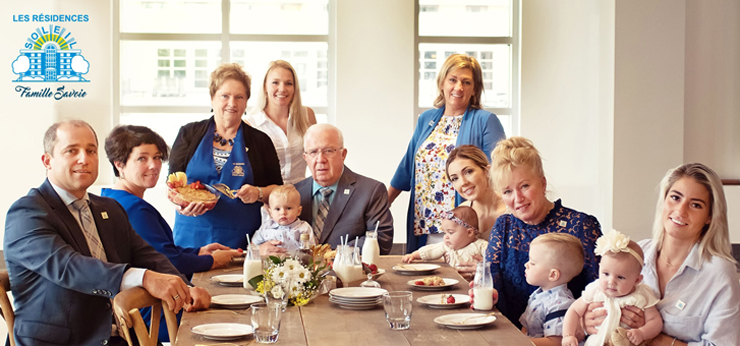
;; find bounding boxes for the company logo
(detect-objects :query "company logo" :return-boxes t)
[11,25,89,82]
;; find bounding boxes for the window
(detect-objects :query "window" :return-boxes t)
[416,0,519,137]
[114,0,331,161]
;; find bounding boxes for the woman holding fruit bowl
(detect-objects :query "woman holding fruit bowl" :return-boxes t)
[169,63,283,250]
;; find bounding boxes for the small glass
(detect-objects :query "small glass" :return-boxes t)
[264,281,289,312]
[251,302,282,343]
[383,291,413,330]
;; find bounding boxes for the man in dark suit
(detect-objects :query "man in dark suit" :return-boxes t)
[4,120,210,346]
[289,124,393,254]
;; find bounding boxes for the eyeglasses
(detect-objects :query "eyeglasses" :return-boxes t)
[304,147,343,158]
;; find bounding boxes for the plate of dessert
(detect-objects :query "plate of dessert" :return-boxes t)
[417,294,470,309]
[406,276,458,291]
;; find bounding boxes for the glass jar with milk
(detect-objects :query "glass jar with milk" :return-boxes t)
[333,245,363,285]
[361,231,380,265]
[472,261,494,310]
[243,244,262,289]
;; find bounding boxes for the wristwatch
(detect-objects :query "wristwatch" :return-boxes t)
[257,186,263,202]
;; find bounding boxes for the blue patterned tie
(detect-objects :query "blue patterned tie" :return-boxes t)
[314,188,333,239]
[72,199,107,261]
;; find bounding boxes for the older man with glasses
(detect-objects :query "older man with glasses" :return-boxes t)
[289,123,394,254]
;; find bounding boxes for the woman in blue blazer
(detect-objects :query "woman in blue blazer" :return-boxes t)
[389,54,506,253]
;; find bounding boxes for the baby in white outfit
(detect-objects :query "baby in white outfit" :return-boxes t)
[402,206,487,268]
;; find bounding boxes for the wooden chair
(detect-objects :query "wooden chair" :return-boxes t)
[113,287,178,346]
[0,270,15,346]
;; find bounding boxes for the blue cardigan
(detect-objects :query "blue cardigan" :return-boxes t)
[100,188,213,276]
[390,106,506,252]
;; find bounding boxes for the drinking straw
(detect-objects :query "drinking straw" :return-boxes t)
[354,236,359,248]
[373,221,380,237]
[246,234,251,248]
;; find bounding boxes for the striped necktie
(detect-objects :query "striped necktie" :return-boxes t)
[314,187,333,239]
[72,199,107,261]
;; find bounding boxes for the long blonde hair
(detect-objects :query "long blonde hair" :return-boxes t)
[652,163,735,264]
[251,60,311,136]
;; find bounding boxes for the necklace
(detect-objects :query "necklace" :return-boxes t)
[213,130,234,146]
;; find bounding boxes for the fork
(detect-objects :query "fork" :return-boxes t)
[212,183,238,199]
[456,312,496,324]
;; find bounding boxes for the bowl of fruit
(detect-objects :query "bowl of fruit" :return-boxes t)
[166,172,220,212]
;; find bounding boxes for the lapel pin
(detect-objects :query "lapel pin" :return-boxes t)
[344,189,350,195]
[559,220,567,228]
[101,212,109,220]
[676,299,686,311]
[428,120,435,127]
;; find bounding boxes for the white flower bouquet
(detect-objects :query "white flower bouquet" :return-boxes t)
[249,256,329,306]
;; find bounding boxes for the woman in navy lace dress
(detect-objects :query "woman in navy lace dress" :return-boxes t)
[482,137,602,328]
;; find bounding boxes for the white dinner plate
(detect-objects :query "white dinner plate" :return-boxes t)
[329,287,388,299]
[392,264,441,275]
[211,294,263,308]
[433,313,497,330]
[406,278,459,291]
[417,294,470,309]
[210,274,244,287]
[191,323,254,340]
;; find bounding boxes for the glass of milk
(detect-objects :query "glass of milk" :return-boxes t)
[472,261,494,310]
[361,230,380,265]
[243,244,262,289]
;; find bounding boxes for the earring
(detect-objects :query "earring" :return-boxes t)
[120,172,125,180]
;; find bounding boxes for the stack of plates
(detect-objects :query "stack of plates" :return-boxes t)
[211,294,263,309]
[328,287,388,310]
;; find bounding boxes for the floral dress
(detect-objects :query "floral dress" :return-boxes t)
[413,115,462,235]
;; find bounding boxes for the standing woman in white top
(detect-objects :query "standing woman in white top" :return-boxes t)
[246,60,317,184]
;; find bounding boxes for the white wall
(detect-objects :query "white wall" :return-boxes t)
[333,0,415,245]
[684,0,740,243]
[1,0,738,249]
[520,1,607,231]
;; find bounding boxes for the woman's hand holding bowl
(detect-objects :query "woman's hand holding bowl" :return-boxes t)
[177,202,208,217]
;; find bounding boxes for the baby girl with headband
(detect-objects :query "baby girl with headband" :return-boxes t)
[402,206,488,268]
[562,230,663,346]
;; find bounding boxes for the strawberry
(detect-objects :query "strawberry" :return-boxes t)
[369,264,378,274]
[415,280,424,286]
[446,295,455,304]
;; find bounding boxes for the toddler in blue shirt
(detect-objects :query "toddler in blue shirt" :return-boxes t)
[520,233,585,346]
[253,184,314,251]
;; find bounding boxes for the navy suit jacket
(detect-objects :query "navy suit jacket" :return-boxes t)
[295,166,394,254]
[3,180,182,346]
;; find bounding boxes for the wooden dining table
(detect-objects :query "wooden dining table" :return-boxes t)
[175,256,533,345]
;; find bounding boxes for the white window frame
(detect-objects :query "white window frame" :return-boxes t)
[112,0,331,124]
[413,0,520,136]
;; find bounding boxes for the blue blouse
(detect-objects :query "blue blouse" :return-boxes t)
[485,199,602,327]
[100,188,213,276]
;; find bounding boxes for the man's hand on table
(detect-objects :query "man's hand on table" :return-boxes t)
[142,270,191,312]
[185,286,211,312]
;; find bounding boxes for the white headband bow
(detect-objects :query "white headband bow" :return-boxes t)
[595,229,644,267]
